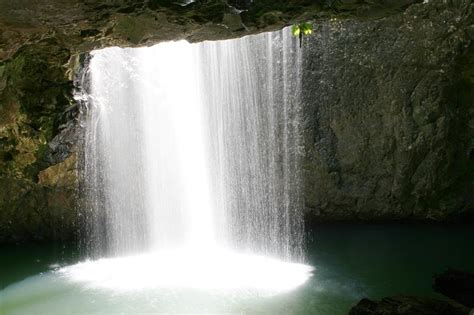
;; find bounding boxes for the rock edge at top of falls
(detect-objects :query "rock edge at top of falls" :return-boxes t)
[0,0,421,62]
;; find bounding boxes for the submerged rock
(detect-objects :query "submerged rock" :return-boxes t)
[434,269,474,308]
[349,296,471,315]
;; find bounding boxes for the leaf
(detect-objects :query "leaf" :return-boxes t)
[301,23,313,35]
[291,25,301,36]
[292,23,313,37]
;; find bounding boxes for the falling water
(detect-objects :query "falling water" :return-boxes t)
[80,28,304,262]
[200,31,304,260]
[0,29,311,314]
[0,29,313,315]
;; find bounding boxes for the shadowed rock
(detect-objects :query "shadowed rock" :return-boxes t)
[434,269,474,308]
[0,0,421,62]
[302,0,474,222]
[349,296,471,315]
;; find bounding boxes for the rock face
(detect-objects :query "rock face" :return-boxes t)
[302,0,474,221]
[0,38,78,242]
[0,0,472,242]
[0,0,418,62]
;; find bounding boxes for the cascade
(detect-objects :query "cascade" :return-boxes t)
[77,27,310,293]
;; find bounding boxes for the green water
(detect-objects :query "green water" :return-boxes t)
[0,243,79,290]
[1,224,473,314]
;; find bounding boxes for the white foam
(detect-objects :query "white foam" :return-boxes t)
[59,249,313,294]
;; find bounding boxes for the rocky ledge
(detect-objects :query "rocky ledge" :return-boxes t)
[0,0,422,62]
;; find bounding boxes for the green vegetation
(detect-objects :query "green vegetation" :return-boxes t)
[292,22,313,47]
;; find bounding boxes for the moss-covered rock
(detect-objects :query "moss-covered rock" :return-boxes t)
[0,39,76,243]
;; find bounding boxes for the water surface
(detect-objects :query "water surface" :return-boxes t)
[1,224,473,314]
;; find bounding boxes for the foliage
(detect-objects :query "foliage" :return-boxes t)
[292,22,313,47]
[291,22,313,36]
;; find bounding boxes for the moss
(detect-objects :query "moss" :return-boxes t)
[0,39,73,182]
[5,40,71,138]
[0,43,76,241]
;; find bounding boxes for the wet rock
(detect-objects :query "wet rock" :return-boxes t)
[0,38,76,243]
[349,296,471,315]
[434,269,474,308]
[302,0,474,221]
[45,118,79,166]
[0,176,77,243]
[38,153,76,188]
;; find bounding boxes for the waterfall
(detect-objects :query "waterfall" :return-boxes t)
[81,28,304,262]
[199,31,304,260]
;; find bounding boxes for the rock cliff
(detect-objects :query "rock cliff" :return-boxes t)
[302,0,473,221]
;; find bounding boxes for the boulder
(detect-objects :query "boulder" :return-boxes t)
[349,296,471,315]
